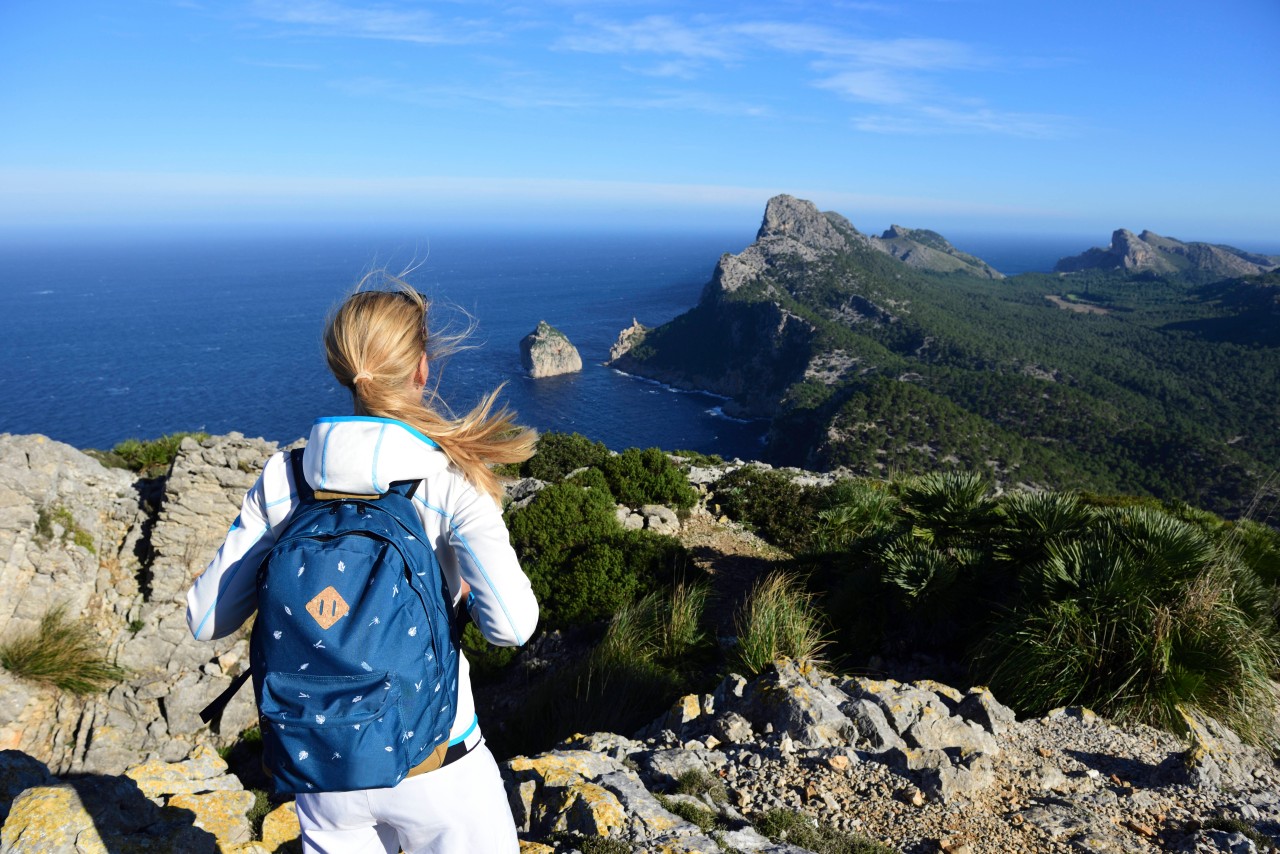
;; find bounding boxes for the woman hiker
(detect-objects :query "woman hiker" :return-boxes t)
[186,279,539,853]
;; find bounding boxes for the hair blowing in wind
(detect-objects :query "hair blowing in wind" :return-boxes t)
[323,277,536,503]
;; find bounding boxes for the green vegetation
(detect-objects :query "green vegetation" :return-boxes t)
[505,480,689,629]
[621,228,1280,517]
[0,605,126,693]
[89,431,210,476]
[707,468,1280,744]
[35,504,96,554]
[730,572,828,677]
[756,809,894,854]
[485,581,716,758]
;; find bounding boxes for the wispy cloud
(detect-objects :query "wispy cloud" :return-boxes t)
[247,0,499,45]
[334,75,768,116]
[558,13,1066,137]
[854,105,1065,138]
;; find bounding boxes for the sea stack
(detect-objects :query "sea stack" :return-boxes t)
[607,318,647,362]
[520,320,583,378]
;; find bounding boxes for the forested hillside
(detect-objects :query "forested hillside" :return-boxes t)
[612,196,1279,516]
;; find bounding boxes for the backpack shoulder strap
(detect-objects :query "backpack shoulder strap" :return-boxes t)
[288,447,316,505]
[386,477,422,501]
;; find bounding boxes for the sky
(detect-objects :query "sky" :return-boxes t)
[2,0,1278,244]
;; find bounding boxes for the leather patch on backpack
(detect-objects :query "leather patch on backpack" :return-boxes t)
[306,586,350,630]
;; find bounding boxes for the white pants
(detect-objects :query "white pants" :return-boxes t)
[294,742,519,854]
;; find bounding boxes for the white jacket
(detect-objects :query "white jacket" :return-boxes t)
[185,415,539,744]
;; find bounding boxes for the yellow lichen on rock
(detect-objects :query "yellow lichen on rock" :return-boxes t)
[260,801,302,851]
[168,790,256,846]
[0,785,106,854]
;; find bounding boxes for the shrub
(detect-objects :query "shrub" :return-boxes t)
[975,507,1280,743]
[506,481,690,629]
[522,431,610,481]
[713,466,820,553]
[487,582,715,758]
[0,606,126,693]
[600,447,698,509]
[94,431,210,475]
[730,572,828,676]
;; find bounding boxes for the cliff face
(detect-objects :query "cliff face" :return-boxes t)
[1055,228,1279,277]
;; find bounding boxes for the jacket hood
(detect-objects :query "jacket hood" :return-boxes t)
[301,416,449,494]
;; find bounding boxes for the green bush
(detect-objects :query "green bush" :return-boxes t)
[0,606,126,693]
[93,431,210,475]
[713,466,820,553]
[600,447,698,509]
[506,480,689,629]
[486,582,715,758]
[522,431,610,481]
[975,506,1280,743]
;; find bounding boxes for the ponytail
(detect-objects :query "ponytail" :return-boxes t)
[324,275,536,503]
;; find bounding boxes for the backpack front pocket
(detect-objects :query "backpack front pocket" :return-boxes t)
[257,670,410,793]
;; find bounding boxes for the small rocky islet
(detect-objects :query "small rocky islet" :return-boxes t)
[1,431,1277,852]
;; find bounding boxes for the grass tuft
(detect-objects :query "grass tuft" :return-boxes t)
[756,808,895,854]
[0,605,125,693]
[730,572,828,676]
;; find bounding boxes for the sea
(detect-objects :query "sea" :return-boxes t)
[0,229,1124,458]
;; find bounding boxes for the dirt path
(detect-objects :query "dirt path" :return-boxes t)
[675,508,792,635]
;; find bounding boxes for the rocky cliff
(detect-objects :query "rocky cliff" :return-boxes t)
[520,320,583,378]
[0,433,1277,852]
[1055,229,1280,277]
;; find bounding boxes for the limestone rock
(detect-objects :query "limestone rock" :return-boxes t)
[520,321,583,378]
[608,318,648,362]
[1055,228,1279,277]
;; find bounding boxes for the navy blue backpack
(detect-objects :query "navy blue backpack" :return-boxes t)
[241,448,460,794]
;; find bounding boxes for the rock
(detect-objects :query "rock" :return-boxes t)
[125,745,241,802]
[520,321,583,378]
[259,802,301,852]
[635,748,728,789]
[956,687,1016,736]
[608,318,647,362]
[0,776,219,853]
[736,659,857,748]
[641,504,680,534]
[1054,229,1278,277]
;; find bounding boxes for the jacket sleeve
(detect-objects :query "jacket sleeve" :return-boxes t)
[185,453,286,641]
[444,485,539,648]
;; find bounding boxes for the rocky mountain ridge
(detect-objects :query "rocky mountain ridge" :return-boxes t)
[1,432,1277,852]
[1055,229,1279,277]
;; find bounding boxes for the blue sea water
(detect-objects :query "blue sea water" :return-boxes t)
[0,229,1097,457]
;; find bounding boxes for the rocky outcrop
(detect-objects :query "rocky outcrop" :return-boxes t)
[1056,229,1280,277]
[867,225,1004,279]
[608,318,648,362]
[0,746,300,853]
[0,433,275,776]
[1,435,1277,852]
[499,659,1280,852]
[520,321,583,378]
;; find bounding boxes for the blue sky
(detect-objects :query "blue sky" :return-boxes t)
[2,0,1278,243]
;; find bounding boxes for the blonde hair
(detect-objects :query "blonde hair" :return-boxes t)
[323,275,536,503]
